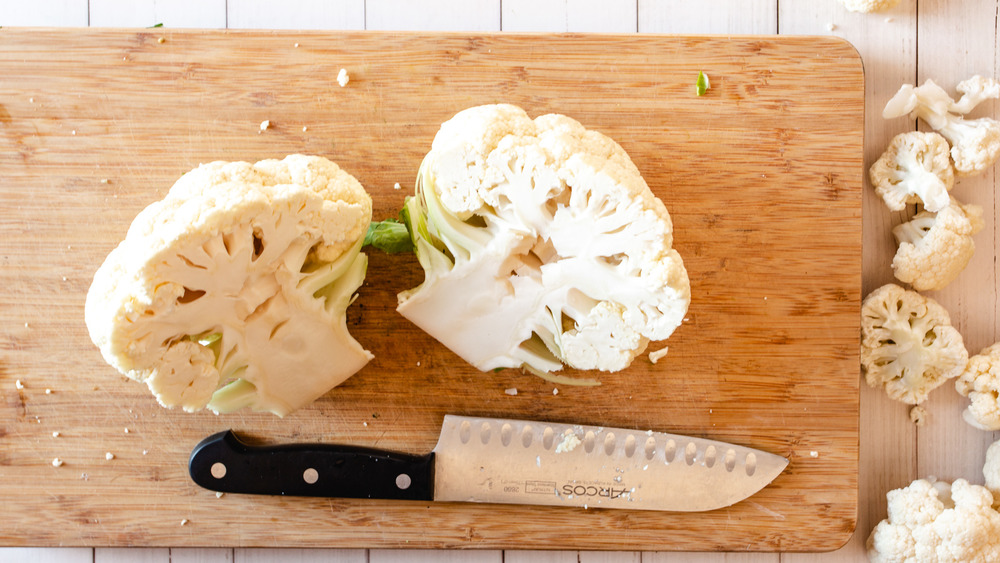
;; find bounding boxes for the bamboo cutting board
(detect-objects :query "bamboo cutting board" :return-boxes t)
[0,29,862,551]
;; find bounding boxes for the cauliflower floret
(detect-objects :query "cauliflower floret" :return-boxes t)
[891,197,984,291]
[861,284,968,404]
[395,104,690,380]
[956,343,1000,430]
[985,440,1000,503]
[839,0,900,12]
[868,478,1000,563]
[870,131,955,212]
[85,155,374,417]
[883,76,1000,176]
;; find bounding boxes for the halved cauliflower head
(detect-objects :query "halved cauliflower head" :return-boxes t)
[867,478,1000,563]
[869,131,955,212]
[956,343,1000,431]
[891,197,984,291]
[85,155,374,417]
[861,284,968,405]
[397,104,690,380]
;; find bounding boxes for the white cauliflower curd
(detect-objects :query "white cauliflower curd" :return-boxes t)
[394,104,690,382]
[85,155,374,417]
[868,478,1000,563]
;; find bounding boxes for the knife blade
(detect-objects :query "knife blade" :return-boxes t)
[188,415,788,512]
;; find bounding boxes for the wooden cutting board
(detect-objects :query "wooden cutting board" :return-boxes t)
[0,29,862,551]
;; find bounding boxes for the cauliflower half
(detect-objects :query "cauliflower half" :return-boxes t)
[956,343,1000,431]
[397,104,690,379]
[891,197,984,291]
[883,75,1000,176]
[861,284,968,404]
[85,155,374,417]
[869,131,954,213]
[867,478,1000,563]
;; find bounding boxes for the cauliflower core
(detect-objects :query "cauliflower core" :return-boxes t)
[861,284,968,405]
[956,343,1000,431]
[891,197,984,291]
[397,104,690,378]
[85,155,374,416]
[868,478,1000,563]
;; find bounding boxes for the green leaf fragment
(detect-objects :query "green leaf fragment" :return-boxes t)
[696,71,710,96]
[363,218,414,254]
[149,23,164,28]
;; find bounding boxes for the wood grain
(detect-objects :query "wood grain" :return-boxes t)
[0,29,862,551]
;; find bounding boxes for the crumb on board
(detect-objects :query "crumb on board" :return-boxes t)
[52,431,60,438]
[157,37,165,44]
[15,380,24,389]
[259,120,270,132]
[52,458,64,467]
[180,519,189,526]
[504,388,518,396]
[45,389,52,395]
[809,451,819,458]
[302,126,308,132]
[337,68,350,87]
[394,182,402,190]
[552,388,559,395]
[216,492,225,498]
[648,345,669,364]
[100,178,109,184]
[909,405,928,427]
[105,452,115,461]
[827,22,837,31]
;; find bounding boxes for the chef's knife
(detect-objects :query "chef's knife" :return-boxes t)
[189,415,788,512]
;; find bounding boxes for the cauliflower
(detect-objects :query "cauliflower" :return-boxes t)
[867,478,1000,563]
[890,197,983,291]
[393,104,690,381]
[839,0,900,13]
[861,284,968,404]
[985,441,1000,503]
[85,155,374,417]
[956,343,1000,431]
[869,131,954,212]
[883,76,1000,176]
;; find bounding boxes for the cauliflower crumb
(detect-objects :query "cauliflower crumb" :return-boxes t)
[504,387,518,396]
[180,519,189,526]
[45,389,52,395]
[105,452,115,461]
[554,430,582,453]
[552,388,559,396]
[302,126,308,132]
[52,458,64,467]
[216,492,225,498]
[294,43,300,48]
[259,120,270,132]
[648,346,669,364]
[363,421,368,427]
[909,405,928,426]
[394,182,402,190]
[809,451,819,458]
[124,427,129,434]
[157,37,165,44]
[15,380,24,389]
[100,178,109,184]
[52,431,60,437]
[337,68,350,87]
[826,23,837,31]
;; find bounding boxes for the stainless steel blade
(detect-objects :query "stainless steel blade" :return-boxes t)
[431,415,788,512]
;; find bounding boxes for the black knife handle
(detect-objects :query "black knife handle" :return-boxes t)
[189,430,434,501]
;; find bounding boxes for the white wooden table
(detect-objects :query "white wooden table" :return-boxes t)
[2,1,998,562]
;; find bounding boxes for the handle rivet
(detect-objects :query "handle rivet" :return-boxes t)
[303,467,319,484]
[210,462,227,479]
[395,473,412,490]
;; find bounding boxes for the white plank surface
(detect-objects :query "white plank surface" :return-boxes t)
[89,0,226,28]
[4,0,1000,562]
